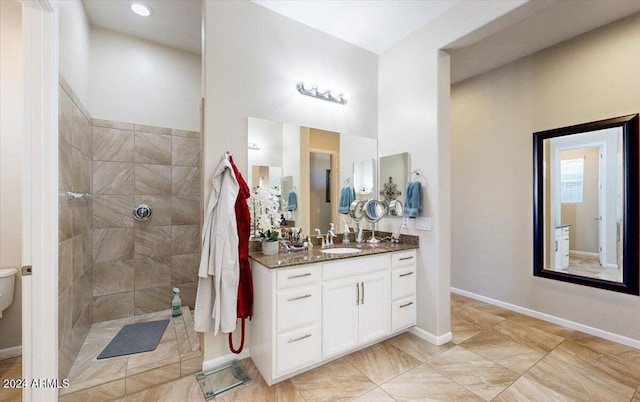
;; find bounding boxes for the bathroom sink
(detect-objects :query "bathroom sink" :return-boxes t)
[320,247,361,255]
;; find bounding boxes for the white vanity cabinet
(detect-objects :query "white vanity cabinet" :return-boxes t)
[322,255,390,359]
[251,264,322,385]
[250,249,417,386]
[391,251,417,331]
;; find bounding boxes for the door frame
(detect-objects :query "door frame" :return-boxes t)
[21,0,59,401]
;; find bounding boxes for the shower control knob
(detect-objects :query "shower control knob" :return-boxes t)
[133,204,152,221]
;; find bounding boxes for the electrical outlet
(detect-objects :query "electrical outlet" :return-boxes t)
[401,216,409,229]
[416,217,431,231]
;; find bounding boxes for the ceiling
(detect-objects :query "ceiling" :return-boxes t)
[81,0,640,82]
[252,0,457,54]
[82,0,457,55]
[82,0,202,54]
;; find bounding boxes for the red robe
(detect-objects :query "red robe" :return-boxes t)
[228,156,252,353]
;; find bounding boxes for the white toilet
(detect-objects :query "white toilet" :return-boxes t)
[0,268,17,318]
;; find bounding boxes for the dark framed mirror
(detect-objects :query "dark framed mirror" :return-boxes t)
[533,114,639,295]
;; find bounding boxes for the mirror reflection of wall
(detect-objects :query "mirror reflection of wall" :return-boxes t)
[379,152,410,205]
[353,159,376,199]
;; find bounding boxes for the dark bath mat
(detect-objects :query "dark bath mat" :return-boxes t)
[97,319,170,359]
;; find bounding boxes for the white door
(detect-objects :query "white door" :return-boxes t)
[358,272,390,344]
[21,2,59,402]
[322,278,358,358]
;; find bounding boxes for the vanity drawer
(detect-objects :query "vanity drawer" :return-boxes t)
[276,286,320,333]
[391,267,416,300]
[276,325,321,376]
[391,296,416,332]
[391,251,417,268]
[276,265,320,290]
[323,255,389,281]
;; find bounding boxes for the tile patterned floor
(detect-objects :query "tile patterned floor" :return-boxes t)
[559,255,623,282]
[114,293,640,401]
[2,294,640,401]
[59,307,202,401]
[0,356,21,402]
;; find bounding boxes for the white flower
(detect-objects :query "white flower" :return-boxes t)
[249,186,281,239]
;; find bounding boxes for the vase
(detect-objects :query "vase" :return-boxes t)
[261,240,279,256]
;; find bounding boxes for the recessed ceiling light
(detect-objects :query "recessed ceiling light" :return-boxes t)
[131,2,153,17]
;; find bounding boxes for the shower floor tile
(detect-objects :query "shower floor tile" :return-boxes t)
[59,307,202,401]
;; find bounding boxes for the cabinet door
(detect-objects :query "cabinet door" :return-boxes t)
[322,279,359,358]
[358,272,390,345]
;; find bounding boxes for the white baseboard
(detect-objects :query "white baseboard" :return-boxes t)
[450,287,640,350]
[202,348,251,372]
[569,250,599,258]
[0,345,22,360]
[409,326,452,346]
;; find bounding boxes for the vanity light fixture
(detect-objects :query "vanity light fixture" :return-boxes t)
[248,142,261,150]
[296,82,347,105]
[131,2,153,17]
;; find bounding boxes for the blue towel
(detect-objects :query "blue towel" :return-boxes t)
[287,190,297,211]
[403,181,423,217]
[338,187,356,214]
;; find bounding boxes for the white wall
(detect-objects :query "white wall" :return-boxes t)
[0,0,23,352]
[247,117,284,171]
[378,1,526,342]
[57,0,91,109]
[202,0,378,362]
[90,27,201,131]
[451,13,640,342]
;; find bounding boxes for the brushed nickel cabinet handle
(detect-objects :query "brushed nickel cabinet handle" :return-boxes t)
[288,272,312,279]
[356,283,360,305]
[400,301,414,308]
[287,294,312,302]
[399,272,414,277]
[361,282,364,305]
[399,256,414,261]
[288,333,312,343]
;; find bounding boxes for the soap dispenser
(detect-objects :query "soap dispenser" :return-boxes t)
[342,220,350,245]
[172,288,182,317]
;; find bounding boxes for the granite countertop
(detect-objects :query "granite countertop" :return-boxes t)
[249,242,419,269]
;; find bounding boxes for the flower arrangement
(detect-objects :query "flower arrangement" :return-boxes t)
[249,186,281,242]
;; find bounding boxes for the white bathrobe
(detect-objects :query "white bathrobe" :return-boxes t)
[194,156,240,334]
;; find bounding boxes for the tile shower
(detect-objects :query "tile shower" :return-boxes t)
[58,75,202,379]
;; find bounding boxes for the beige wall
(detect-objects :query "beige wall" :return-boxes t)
[451,13,640,340]
[90,27,201,132]
[378,0,524,341]
[0,0,23,353]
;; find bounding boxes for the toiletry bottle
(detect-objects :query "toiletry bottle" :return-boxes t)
[342,224,350,245]
[172,288,182,317]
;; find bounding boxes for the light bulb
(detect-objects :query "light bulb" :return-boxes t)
[131,2,152,17]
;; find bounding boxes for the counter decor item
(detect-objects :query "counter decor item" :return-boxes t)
[250,186,281,255]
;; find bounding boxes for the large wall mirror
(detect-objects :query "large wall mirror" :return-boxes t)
[248,117,377,235]
[533,114,639,295]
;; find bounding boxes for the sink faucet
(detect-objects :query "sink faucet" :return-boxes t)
[314,228,326,248]
[326,229,336,246]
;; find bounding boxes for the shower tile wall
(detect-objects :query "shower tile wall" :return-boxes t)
[58,75,93,378]
[90,119,201,323]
